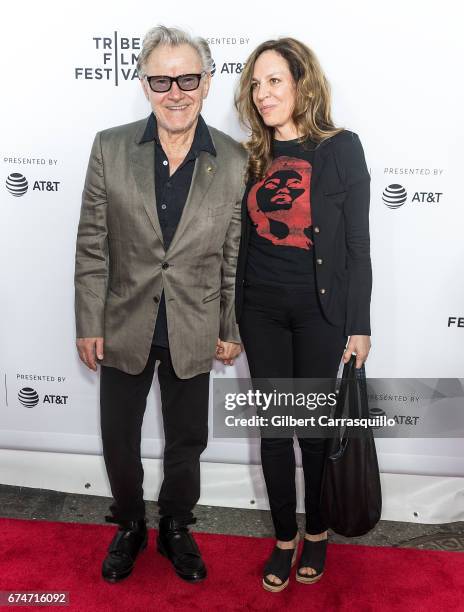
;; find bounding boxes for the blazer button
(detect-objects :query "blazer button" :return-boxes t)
[316,258,323,265]
[320,288,326,295]
[153,296,159,303]
[162,262,169,270]
[314,226,320,234]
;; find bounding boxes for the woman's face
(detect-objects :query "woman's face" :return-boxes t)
[251,50,297,133]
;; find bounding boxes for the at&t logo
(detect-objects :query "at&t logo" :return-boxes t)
[17,387,68,407]
[18,387,39,407]
[382,183,443,209]
[5,173,60,197]
[382,184,407,209]
[6,173,28,197]
[210,58,246,75]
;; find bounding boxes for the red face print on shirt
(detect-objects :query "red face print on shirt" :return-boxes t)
[247,156,313,250]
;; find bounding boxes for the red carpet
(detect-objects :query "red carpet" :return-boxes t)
[0,517,462,611]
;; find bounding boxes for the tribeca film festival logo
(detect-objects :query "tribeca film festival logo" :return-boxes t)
[382,167,444,209]
[75,33,141,84]
[74,33,250,85]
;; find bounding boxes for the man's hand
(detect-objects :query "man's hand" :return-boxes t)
[342,335,371,369]
[76,337,104,371]
[215,339,241,366]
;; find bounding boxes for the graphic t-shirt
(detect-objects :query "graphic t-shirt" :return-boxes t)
[245,138,316,285]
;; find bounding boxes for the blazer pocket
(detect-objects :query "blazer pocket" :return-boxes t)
[108,240,123,296]
[324,189,347,207]
[208,202,232,217]
[202,289,221,303]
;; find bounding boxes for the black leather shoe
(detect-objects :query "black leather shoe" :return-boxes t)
[157,516,206,582]
[102,516,148,583]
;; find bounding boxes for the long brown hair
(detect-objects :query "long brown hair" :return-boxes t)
[235,38,343,182]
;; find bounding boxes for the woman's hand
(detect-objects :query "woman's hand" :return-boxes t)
[342,335,371,369]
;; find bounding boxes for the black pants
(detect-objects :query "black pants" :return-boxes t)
[239,281,347,541]
[100,345,210,524]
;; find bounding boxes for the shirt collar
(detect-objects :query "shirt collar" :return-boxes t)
[139,112,216,157]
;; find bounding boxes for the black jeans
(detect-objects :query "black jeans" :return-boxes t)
[239,281,347,541]
[100,345,210,524]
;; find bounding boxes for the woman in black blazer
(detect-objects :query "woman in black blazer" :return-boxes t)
[234,38,372,592]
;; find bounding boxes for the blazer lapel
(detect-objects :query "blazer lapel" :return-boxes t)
[130,138,164,246]
[167,151,217,255]
[311,139,331,197]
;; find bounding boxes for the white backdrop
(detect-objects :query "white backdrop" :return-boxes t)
[1,0,463,505]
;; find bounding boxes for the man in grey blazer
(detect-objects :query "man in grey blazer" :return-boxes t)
[74,25,246,584]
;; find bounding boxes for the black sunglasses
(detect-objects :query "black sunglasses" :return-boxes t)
[145,72,205,93]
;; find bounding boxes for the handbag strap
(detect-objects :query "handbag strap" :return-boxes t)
[346,360,370,421]
[328,356,370,456]
[355,363,370,419]
[333,355,357,420]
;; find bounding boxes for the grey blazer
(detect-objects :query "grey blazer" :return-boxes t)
[74,115,247,378]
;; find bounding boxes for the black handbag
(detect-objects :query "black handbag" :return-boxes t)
[319,355,382,537]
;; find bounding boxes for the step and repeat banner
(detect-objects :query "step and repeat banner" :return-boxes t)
[1,1,463,477]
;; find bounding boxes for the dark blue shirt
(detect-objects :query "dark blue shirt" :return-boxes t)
[139,113,216,347]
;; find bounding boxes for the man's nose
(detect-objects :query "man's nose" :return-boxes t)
[168,81,184,99]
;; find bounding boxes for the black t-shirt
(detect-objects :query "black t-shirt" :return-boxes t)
[245,138,316,285]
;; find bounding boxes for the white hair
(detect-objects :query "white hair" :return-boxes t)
[137,25,213,77]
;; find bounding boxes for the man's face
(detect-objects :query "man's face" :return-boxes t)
[141,43,211,135]
[256,170,305,212]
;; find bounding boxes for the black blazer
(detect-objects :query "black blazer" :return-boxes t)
[235,130,372,336]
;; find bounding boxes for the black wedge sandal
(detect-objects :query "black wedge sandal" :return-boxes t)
[262,543,299,593]
[296,536,328,584]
